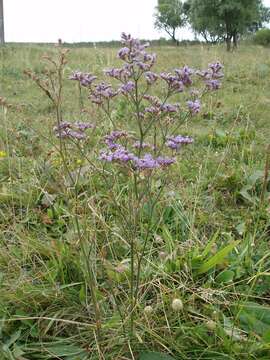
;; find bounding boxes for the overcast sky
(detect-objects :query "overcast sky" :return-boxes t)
[4,0,270,43]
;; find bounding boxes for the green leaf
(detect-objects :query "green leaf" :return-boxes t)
[215,129,227,138]
[23,342,88,358]
[247,170,264,186]
[263,329,270,343]
[216,270,234,284]
[237,302,270,336]
[139,352,175,360]
[201,230,219,258]
[197,241,240,275]
[239,185,256,204]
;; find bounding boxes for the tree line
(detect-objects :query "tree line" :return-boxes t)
[154,0,270,51]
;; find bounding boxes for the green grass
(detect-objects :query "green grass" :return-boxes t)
[0,43,270,359]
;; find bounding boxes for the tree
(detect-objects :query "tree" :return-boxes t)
[188,0,266,51]
[0,0,4,44]
[249,3,270,32]
[154,0,187,45]
[184,0,223,44]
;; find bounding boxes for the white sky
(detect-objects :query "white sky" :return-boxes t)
[3,0,270,43]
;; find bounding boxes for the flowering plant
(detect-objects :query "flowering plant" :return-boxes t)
[26,33,223,340]
[67,33,224,337]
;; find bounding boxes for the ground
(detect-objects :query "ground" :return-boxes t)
[0,42,270,359]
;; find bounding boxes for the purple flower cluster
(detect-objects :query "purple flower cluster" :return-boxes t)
[89,82,118,105]
[117,33,156,72]
[160,65,193,94]
[160,72,184,93]
[100,148,175,170]
[105,65,132,82]
[53,121,93,140]
[100,146,136,163]
[166,135,194,150]
[187,100,201,115]
[104,130,129,149]
[144,71,159,85]
[143,95,179,115]
[69,71,97,87]
[197,62,224,91]
[100,131,175,170]
[160,66,194,93]
[66,33,224,175]
[135,154,175,170]
[175,66,193,86]
[119,81,135,94]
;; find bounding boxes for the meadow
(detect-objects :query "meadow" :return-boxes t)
[0,40,270,359]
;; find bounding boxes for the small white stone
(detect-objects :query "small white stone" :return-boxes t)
[171,298,183,312]
[206,320,216,331]
[144,305,153,315]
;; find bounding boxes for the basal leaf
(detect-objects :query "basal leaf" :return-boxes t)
[197,241,240,274]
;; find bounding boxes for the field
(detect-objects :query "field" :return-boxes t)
[0,42,270,359]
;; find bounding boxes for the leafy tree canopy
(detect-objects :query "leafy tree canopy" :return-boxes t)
[154,0,187,44]
[186,0,268,50]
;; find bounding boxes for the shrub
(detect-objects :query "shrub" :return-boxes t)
[253,28,270,46]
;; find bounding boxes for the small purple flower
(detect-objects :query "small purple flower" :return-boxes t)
[105,130,129,142]
[99,150,113,162]
[67,130,87,140]
[74,122,94,131]
[100,146,136,164]
[133,141,152,149]
[156,156,175,167]
[209,62,223,74]
[69,71,81,81]
[144,106,160,114]
[53,121,93,141]
[197,62,223,88]
[90,82,118,105]
[105,67,132,81]
[81,74,97,87]
[119,81,135,94]
[133,154,175,170]
[161,103,179,113]
[143,95,161,106]
[134,154,159,170]
[95,82,118,98]
[136,62,151,71]
[205,79,221,90]
[57,131,68,139]
[160,73,184,93]
[55,128,86,141]
[187,100,201,115]
[104,130,129,149]
[144,71,159,85]
[53,121,72,132]
[118,47,130,60]
[69,71,97,87]
[175,66,193,86]
[166,135,194,150]
[143,53,157,67]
